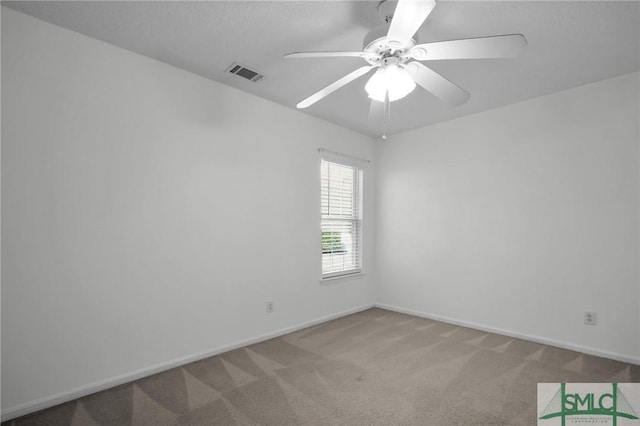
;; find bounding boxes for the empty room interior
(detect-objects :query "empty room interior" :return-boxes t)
[1,1,639,425]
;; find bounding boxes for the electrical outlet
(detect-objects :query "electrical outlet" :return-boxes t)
[584,312,596,325]
[266,301,274,314]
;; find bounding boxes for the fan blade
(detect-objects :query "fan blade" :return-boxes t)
[368,96,390,121]
[369,92,390,140]
[382,90,390,140]
[297,66,376,109]
[387,0,436,49]
[368,98,385,122]
[410,34,527,60]
[285,51,374,59]
[405,62,470,106]
[385,90,390,123]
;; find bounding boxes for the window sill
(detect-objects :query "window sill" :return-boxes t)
[320,272,366,285]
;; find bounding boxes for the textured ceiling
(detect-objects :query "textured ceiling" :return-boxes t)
[3,1,639,138]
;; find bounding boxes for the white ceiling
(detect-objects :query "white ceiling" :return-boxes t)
[4,1,639,138]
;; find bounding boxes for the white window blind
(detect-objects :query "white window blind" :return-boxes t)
[321,158,362,278]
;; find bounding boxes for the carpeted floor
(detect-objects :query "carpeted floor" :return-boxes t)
[5,308,639,425]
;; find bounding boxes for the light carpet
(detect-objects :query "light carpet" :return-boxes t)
[5,308,639,425]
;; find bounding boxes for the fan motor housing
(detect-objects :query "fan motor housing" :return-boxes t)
[362,24,417,65]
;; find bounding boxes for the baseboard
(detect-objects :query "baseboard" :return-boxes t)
[375,303,640,366]
[1,303,374,422]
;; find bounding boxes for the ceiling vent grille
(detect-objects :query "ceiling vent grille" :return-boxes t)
[225,62,264,83]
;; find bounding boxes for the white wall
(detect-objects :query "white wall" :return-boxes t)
[376,72,640,362]
[3,4,639,421]
[1,8,376,416]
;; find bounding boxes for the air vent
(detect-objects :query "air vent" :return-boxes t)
[225,62,264,83]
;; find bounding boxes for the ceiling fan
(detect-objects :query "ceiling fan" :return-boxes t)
[284,0,527,137]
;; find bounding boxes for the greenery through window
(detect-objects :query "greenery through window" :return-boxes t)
[320,158,362,278]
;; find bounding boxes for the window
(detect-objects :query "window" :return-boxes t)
[321,158,362,279]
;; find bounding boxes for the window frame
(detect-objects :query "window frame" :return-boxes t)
[320,154,364,281]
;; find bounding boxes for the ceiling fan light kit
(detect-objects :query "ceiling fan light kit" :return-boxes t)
[365,58,416,102]
[284,0,527,135]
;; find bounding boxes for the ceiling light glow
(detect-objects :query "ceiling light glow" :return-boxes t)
[365,65,416,102]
